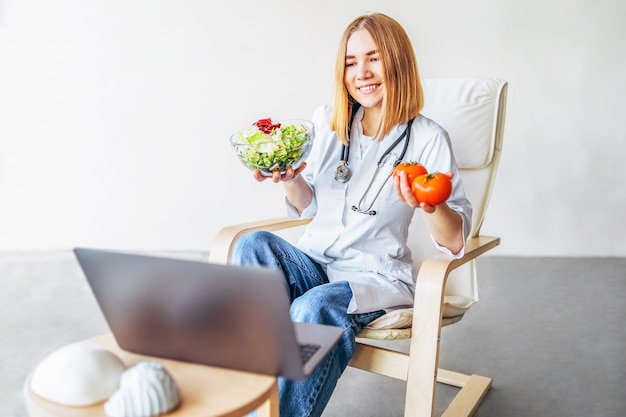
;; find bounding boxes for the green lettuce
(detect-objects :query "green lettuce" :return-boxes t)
[235,123,311,173]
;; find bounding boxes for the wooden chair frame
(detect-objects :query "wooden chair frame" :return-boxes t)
[209,220,499,417]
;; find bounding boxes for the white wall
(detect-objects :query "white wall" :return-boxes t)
[1,0,625,256]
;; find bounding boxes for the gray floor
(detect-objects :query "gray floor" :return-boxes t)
[1,252,625,417]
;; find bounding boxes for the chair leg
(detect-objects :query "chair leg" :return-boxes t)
[437,368,472,387]
[350,343,491,417]
[403,367,491,417]
[440,373,491,417]
[403,262,450,417]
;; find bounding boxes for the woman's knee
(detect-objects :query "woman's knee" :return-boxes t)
[231,231,279,266]
[233,231,273,251]
[290,282,352,325]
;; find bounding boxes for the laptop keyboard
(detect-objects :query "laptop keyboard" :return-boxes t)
[299,343,321,364]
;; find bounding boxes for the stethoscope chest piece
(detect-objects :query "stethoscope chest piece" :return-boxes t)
[334,161,352,183]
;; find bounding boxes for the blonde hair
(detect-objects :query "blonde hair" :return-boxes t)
[330,13,424,144]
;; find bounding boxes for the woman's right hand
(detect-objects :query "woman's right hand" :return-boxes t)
[253,162,307,183]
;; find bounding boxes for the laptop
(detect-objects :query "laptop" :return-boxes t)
[73,247,343,380]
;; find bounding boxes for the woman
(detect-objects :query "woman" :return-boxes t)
[235,12,472,417]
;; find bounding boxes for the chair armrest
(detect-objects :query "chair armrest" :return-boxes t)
[447,235,500,270]
[209,216,312,264]
[412,234,500,328]
[209,215,499,269]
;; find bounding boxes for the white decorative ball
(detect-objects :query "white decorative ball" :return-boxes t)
[30,343,126,406]
[104,361,180,417]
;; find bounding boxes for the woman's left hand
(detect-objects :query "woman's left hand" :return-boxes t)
[393,170,453,213]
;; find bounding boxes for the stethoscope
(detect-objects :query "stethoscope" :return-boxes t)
[333,106,415,215]
[334,120,413,184]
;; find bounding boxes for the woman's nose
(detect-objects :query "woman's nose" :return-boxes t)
[356,62,372,79]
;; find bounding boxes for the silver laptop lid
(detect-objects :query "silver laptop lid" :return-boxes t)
[74,248,313,379]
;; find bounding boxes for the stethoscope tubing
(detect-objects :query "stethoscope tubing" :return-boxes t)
[338,117,414,179]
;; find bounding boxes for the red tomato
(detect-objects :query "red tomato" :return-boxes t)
[393,162,428,184]
[411,173,452,206]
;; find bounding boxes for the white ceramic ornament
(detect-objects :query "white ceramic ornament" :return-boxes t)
[104,361,180,417]
[30,343,126,406]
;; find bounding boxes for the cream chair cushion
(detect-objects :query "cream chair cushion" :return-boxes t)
[365,295,474,330]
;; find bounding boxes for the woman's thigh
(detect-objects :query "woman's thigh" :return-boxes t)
[231,231,329,300]
[291,281,385,331]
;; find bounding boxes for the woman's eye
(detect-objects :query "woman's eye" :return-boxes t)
[345,62,356,67]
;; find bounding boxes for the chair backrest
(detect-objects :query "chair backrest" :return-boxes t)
[411,77,508,312]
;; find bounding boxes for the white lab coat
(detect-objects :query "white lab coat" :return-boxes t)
[287,105,472,314]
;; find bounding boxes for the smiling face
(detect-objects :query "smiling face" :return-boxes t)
[344,28,385,113]
[331,13,423,144]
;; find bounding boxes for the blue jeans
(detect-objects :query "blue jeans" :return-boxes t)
[232,231,385,417]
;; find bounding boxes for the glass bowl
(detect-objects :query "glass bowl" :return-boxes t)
[229,119,314,176]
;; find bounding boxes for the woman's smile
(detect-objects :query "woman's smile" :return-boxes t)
[358,83,381,93]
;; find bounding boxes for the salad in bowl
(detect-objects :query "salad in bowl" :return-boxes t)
[230,118,314,176]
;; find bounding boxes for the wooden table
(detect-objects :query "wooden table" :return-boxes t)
[24,334,279,417]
